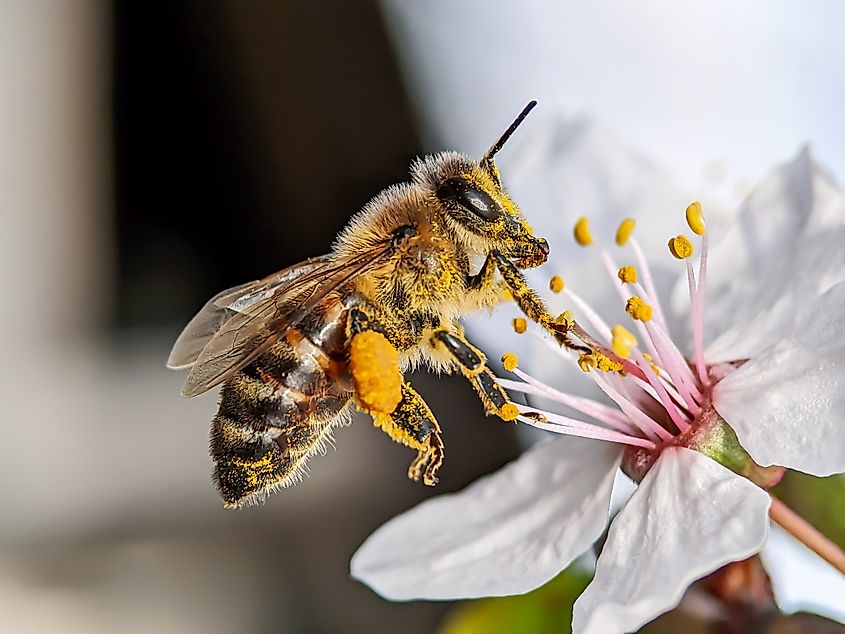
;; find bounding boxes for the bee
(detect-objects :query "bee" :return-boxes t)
[168,101,572,508]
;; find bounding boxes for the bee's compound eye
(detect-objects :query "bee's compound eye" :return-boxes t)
[437,177,502,222]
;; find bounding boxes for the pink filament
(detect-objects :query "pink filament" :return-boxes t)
[590,371,674,442]
[631,349,690,434]
[517,412,657,449]
[694,232,710,385]
[630,237,669,332]
[499,372,639,436]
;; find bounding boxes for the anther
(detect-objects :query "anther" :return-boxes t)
[501,352,519,372]
[685,202,706,235]
[512,317,527,334]
[668,235,694,260]
[499,403,519,421]
[617,265,638,284]
[549,275,564,293]
[611,324,637,359]
[574,216,593,246]
[625,296,653,322]
[615,218,636,246]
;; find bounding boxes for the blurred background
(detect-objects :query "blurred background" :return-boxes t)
[1,2,843,633]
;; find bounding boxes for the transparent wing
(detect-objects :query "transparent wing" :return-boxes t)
[167,255,331,370]
[180,245,394,398]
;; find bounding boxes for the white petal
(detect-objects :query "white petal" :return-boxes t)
[714,281,845,476]
[762,524,845,624]
[573,447,771,634]
[350,438,621,600]
[704,229,845,362]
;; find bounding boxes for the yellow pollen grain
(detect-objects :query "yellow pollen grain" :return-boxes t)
[612,341,632,359]
[577,353,597,372]
[499,403,519,421]
[348,330,403,415]
[610,324,637,361]
[512,317,527,334]
[501,352,519,372]
[501,288,513,301]
[574,216,593,246]
[611,324,637,346]
[625,296,653,322]
[595,352,624,373]
[615,218,636,246]
[668,234,694,260]
[685,201,706,235]
[617,265,638,284]
[549,275,564,293]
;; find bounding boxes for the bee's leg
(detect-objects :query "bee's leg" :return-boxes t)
[491,251,579,350]
[372,382,444,486]
[430,327,516,421]
[346,307,442,486]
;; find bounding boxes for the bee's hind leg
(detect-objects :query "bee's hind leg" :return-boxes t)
[346,306,443,486]
[430,327,517,422]
[372,382,444,486]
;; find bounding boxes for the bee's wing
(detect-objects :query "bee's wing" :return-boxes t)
[180,245,394,398]
[167,255,332,371]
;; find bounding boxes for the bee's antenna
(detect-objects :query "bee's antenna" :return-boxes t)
[482,100,538,165]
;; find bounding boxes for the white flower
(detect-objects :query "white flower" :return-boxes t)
[351,150,845,633]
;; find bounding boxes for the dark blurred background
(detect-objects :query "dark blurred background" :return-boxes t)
[0,3,520,633]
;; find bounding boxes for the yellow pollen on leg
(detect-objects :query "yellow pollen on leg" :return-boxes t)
[668,234,694,260]
[625,296,653,322]
[349,330,403,414]
[501,352,519,372]
[574,216,593,246]
[617,265,638,284]
[685,201,706,235]
[549,275,564,293]
[512,317,527,334]
[615,218,636,246]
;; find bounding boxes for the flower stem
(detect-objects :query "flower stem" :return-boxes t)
[769,494,845,575]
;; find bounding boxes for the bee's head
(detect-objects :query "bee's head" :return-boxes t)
[411,101,549,268]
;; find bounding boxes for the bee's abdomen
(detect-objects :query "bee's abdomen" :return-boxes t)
[210,300,352,507]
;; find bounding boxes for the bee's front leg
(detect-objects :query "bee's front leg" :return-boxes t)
[347,306,443,486]
[430,326,517,422]
[490,251,580,350]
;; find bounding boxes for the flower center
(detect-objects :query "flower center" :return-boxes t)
[498,203,782,487]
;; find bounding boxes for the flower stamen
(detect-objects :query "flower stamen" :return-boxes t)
[574,216,593,246]
[617,265,638,284]
[628,236,669,331]
[668,234,694,260]
[625,296,653,322]
[615,217,636,246]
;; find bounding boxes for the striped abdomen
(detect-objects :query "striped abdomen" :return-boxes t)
[210,298,353,507]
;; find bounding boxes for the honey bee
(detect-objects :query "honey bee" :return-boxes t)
[168,101,572,508]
